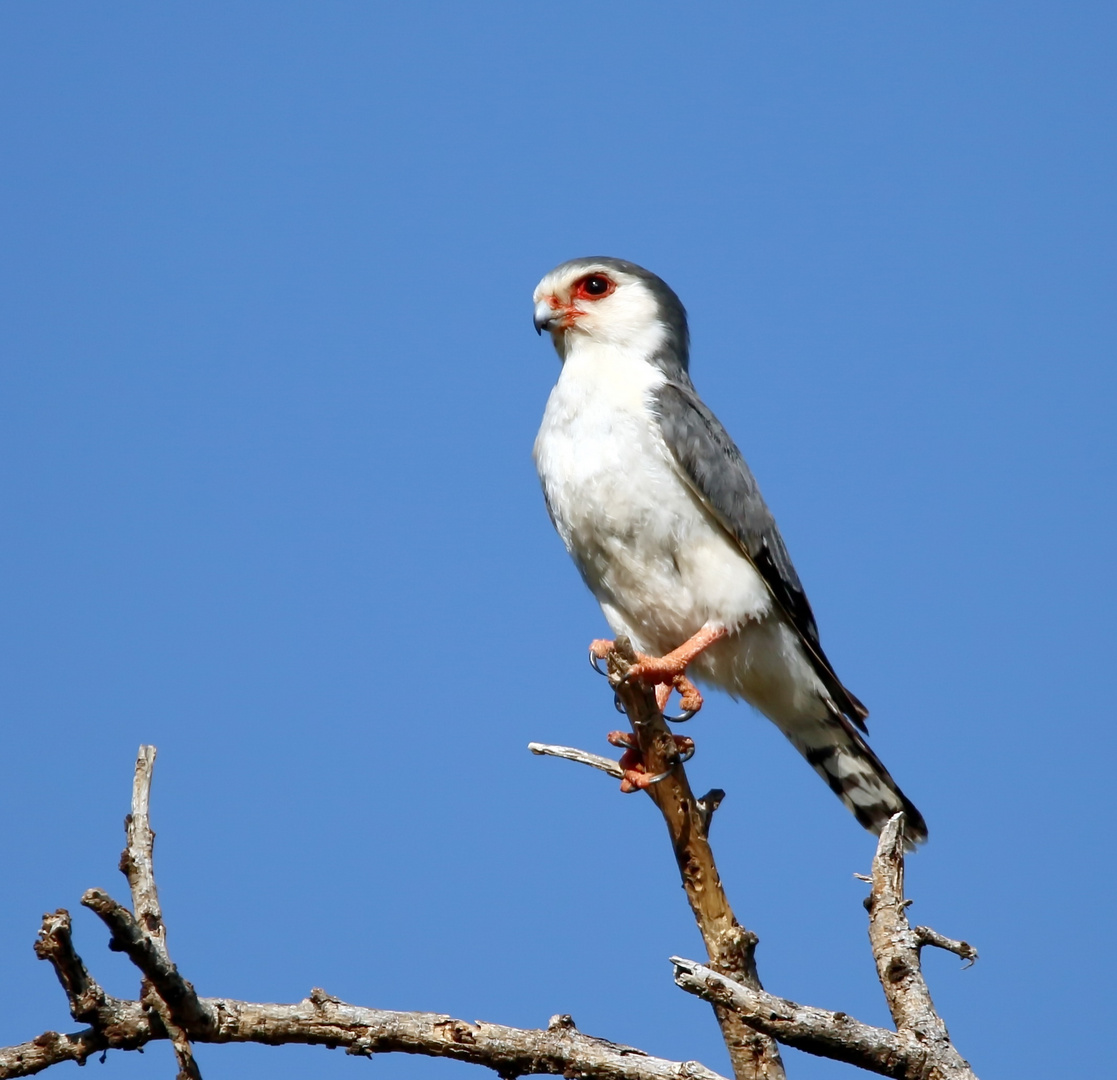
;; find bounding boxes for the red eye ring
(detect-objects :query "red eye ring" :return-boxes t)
[573,273,615,301]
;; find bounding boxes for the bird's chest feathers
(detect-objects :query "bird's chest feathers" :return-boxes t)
[534,344,739,638]
[535,345,676,542]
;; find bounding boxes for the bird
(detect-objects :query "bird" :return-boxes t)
[531,256,927,844]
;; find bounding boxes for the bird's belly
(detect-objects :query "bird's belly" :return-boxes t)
[535,390,771,655]
[692,619,829,725]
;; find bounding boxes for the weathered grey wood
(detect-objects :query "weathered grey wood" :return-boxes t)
[528,741,624,778]
[0,989,730,1080]
[866,815,978,1079]
[33,910,121,1030]
[81,889,212,1035]
[671,958,912,1076]
[121,746,161,937]
[8,731,982,1080]
[670,814,979,1080]
[3,743,731,1080]
[116,745,203,1079]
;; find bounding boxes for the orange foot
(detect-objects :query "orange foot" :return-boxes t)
[654,674,704,715]
[590,627,728,717]
[607,730,695,793]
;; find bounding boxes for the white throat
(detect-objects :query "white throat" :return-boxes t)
[553,332,668,410]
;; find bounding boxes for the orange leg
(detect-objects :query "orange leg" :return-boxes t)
[590,627,727,715]
[626,626,729,684]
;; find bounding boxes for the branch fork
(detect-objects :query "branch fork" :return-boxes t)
[3,743,731,1080]
[532,637,785,1080]
[530,640,979,1080]
[670,815,978,1079]
[6,635,981,1080]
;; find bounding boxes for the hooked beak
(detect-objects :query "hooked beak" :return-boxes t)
[533,299,558,336]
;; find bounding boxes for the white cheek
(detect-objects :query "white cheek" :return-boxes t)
[577,289,666,355]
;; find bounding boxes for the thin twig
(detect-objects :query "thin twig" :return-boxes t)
[914,927,978,967]
[528,742,624,778]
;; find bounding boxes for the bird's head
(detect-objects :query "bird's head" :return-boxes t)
[532,257,690,374]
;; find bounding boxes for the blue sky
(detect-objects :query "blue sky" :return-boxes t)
[1,4,1114,1078]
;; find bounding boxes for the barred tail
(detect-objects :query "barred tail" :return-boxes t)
[783,702,928,847]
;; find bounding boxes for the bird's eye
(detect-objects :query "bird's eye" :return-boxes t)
[575,274,615,300]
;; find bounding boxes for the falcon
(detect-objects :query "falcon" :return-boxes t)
[532,256,927,843]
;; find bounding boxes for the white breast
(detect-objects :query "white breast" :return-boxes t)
[533,340,772,657]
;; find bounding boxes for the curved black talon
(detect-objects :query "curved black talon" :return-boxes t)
[642,742,696,786]
[589,650,610,677]
[613,691,626,714]
[663,708,697,723]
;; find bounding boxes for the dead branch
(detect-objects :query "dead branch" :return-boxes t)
[866,815,977,1076]
[115,746,204,1079]
[1,744,731,1080]
[80,888,212,1034]
[0,990,731,1080]
[532,645,979,1080]
[121,746,161,936]
[33,910,124,1030]
[6,698,981,1080]
[671,958,909,1075]
[913,927,978,966]
[0,1006,153,1079]
[528,741,624,778]
[671,814,978,1079]
[600,638,785,1080]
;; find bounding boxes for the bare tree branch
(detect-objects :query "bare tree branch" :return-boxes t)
[33,910,118,1029]
[120,745,161,936]
[116,745,205,1078]
[80,888,211,1035]
[3,743,732,1080]
[671,958,911,1076]
[913,927,978,966]
[7,711,981,1080]
[605,638,785,1080]
[0,1013,152,1079]
[866,815,977,1076]
[671,815,979,1079]
[0,992,731,1080]
[528,741,624,778]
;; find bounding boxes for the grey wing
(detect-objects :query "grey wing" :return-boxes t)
[652,379,869,729]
